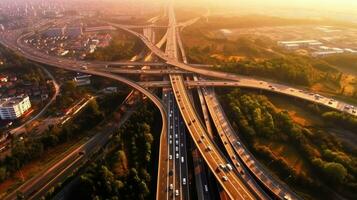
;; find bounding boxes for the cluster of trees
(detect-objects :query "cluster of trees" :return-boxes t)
[86,35,142,62]
[322,111,357,131]
[218,57,339,86]
[0,100,104,183]
[221,89,357,198]
[72,105,156,199]
[185,36,278,65]
[0,46,48,85]
[191,15,321,31]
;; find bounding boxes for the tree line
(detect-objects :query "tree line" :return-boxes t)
[70,104,157,200]
[0,94,126,184]
[220,89,357,199]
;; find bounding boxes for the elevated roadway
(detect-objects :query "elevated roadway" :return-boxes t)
[202,87,301,200]
[110,19,357,118]
[0,30,168,200]
[165,1,258,199]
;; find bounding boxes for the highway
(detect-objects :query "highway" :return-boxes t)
[0,28,169,200]
[202,87,301,200]
[0,0,356,199]
[8,66,60,135]
[165,1,257,199]
[161,5,190,198]
[109,17,357,118]
[101,68,190,75]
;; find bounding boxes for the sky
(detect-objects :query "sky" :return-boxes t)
[177,0,357,9]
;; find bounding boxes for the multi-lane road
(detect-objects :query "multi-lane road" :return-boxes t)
[0,0,356,199]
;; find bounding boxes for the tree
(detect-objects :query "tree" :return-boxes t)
[0,167,7,181]
[323,162,348,183]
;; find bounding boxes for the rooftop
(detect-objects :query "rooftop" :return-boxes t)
[0,95,29,108]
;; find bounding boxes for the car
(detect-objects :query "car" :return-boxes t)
[175,134,178,138]
[78,151,85,155]
[175,146,179,152]
[236,141,241,146]
[222,176,228,181]
[204,184,209,192]
[236,163,241,167]
[175,140,178,145]
[175,190,179,196]
[181,157,184,163]
[169,155,172,160]
[169,184,173,190]
[232,155,236,160]
[240,170,245,175]
[284,194,291,200]
[169,140,172,144]
[81,65,88,70]
[206,146,212,151]
[176,153,179,159]
[182,178,186,185]
[219,164,226,169]
[226,164,233,171]
[188,122,192,126]
[169,170,173,176]
[201,135,205,139]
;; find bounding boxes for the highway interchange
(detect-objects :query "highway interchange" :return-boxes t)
[0,0,356,199]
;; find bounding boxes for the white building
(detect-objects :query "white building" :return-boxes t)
[278,40,323,49]
[0,95,32,120]
[73,74,91,86]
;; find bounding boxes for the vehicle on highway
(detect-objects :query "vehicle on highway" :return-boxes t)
[169,184,173,190]
[182,178,186,185]
[81,65,88,70]
[204,184,209,192]
[226,163,233,171]
[176,153,179,159]
[181,157,184,163]
[222,176,228,181]
[175,189,179,196]
[169,155,172,160]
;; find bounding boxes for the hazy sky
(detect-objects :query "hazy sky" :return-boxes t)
[181,0,357,9]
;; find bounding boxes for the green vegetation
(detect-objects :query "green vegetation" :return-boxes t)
[86,34,142,61]
[323,54,357,75]
[70,104,157,199]
[321,111,357,131]
[220,89,357,199]
[0,46,48,86]
[192,15,321,30]
[0,93,126,184]
[218,56,340,86]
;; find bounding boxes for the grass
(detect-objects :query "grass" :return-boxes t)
[255,139,310,175]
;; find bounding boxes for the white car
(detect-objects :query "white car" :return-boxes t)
[182,178,186,185]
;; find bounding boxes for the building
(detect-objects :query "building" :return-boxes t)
[66,27,83,38]
[85,26,116,33]
[73,74,91,86]
[43,27,65,37]
[0,95,31,120]
[278,40,323,49]
[312,46,345,57]
[0,75,8,82]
